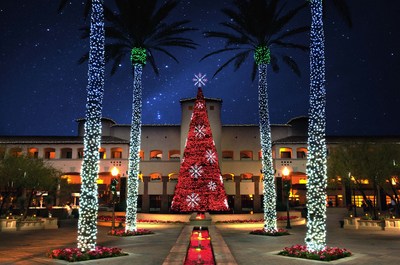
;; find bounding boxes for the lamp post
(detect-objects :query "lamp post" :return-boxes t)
[110,167,119,231]
[282,167,292,229]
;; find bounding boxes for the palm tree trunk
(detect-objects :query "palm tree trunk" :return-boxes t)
[77,0,105,252]
[125,63,143,232]
[305,0,327,252]
[258,63,277,232]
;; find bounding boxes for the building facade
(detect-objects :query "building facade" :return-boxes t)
[1,94,399,213]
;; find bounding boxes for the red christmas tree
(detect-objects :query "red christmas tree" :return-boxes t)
[171,88,229,212]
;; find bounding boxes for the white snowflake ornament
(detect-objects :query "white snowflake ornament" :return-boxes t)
[194,124,206,138]
[208,181,217,191]
[189,164,203,178]
[205,149,216,164]
[186,193,200,208]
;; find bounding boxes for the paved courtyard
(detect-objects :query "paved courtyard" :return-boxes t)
[0,208,399,264]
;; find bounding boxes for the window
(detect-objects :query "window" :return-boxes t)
[352,195,375,207]
[279,148,292,159]
[222,174,234,181]
[99,148,106,159]
[240,150,253,160]
[188,106,193,110]
[44,148,56,159]
[168,150,180,160]
[78,148,84,159]
[168,173,179,181]
[296,148,307,159]
[150,173,162,181]
[111,147,123,159]
[9,148,23,157]
[241,195,254,213]
[222,150,233,160]
[149,195,161,211]
[28,148,39,158]
[139,150,144,161]
[61,148,73,159]
[210,106,214,110]
[241,173,253,181]
[150,150,162,160]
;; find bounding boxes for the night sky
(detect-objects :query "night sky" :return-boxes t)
[1,1,399,136]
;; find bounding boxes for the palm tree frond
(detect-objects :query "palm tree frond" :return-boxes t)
[147,50,160,76]
[78,53,89,65]
[270,55,279,73]
[57,0,69,13]
[200,47,243,61]
[282,55,301,77]
[251,62,257,81]
[330,0,352,28]
[150,46,179,64]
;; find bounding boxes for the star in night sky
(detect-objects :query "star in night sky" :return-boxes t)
[0,0,399,136]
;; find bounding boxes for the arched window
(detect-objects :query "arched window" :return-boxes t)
[222,150,233,160]
[111,147,123,159]
[168,173,179,181]
[150,150,162,160]
[222,173,234,181]
[296,147,307,159]
[240,150,253,160]
[279,147,292,159]
[241,173,253,181]
[168,150,180,160]
[44,148,56,159]
[28,147,39,158]
[9,147,23,157]
[61,148,73,159]
[149,172,162,181]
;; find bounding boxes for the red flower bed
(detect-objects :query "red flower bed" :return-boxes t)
[48,246,127,262]
[279,244,352,261]
[108,228,154,236]
[250,228,290,236]
[184,227,215,265]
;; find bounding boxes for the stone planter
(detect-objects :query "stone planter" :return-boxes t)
[43,218,58,229]
[17,220,45,231]
[0,219,17,232]
[384,218,400,231]
[357,219,384,231]
[343,217,360,230]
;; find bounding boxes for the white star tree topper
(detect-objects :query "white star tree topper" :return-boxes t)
[193,73,208,87]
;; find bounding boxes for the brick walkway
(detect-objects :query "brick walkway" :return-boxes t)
[1,208,399,264]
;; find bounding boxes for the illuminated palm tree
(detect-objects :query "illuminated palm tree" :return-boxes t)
[305,0,351,251]
[58,0,105,252]
[202,0,308,232]
[102,0,197,232]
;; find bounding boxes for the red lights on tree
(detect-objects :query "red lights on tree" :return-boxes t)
[171,88,229,212]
